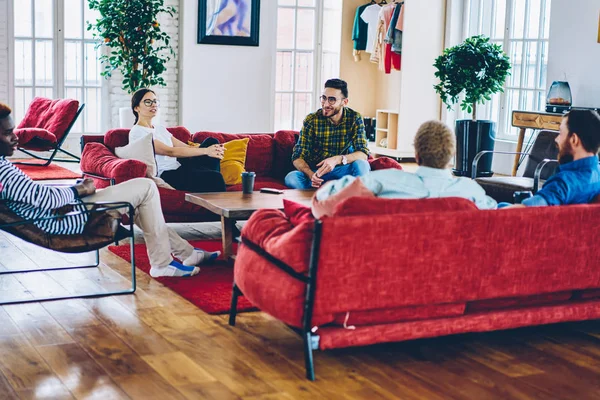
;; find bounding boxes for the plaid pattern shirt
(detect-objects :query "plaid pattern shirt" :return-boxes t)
[291,107,370,169]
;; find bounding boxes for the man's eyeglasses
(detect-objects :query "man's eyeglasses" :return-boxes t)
[320,95,344,105]
[143,99,160,107]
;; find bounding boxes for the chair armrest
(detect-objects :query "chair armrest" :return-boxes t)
[80,142,147,186]
[81,171,116,186]
[80,135,105,153]
[471,151,530,179]
[533,159,559,193]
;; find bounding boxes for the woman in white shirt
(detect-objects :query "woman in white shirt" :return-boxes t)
[129,89,226,192]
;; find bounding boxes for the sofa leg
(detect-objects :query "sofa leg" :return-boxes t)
[229,282,242,326]
[304,332,316,381]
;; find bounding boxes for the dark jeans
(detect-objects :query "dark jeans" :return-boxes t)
[160,137,226,192]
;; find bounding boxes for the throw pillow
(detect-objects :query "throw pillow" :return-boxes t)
[114,133,175,190]
[283,199,314,226]
[334,196,478,217]
[220,138,250,185]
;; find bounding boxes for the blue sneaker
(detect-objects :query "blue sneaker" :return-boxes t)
[150,260,200,277]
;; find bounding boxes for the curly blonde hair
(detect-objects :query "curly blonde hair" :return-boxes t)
[413,120,455,169]
[0,102,11,119]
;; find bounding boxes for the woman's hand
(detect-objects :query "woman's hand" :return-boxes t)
[204,144,225,159]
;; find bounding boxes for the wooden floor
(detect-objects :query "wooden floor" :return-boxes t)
[2,162,600,399]
[2,226,600,399]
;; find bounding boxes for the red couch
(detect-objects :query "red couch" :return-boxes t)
[230,196,600,380]
[80,127,402,222]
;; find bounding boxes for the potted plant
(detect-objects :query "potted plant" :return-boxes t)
[87,0,176,126]
[434,35,511,177]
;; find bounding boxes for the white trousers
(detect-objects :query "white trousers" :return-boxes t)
[85,178,194,268]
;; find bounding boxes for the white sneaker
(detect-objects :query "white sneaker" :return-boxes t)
[183,248,221,266]
[150,260,200,278]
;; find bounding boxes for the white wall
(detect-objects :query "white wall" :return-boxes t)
[180,0,277,133]
[547,0,600,107]
[397,0,446,157]
[0,0,9,103]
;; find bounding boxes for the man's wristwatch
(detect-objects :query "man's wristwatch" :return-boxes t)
[341,155,348,165]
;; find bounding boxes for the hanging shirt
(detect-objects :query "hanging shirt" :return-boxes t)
[360,4,381,55]
[396,2,405,31]
[371,3,396,69]
[386,2,403,54]
[352,4,370,51]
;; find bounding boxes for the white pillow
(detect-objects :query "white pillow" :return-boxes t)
[115,133,175,190]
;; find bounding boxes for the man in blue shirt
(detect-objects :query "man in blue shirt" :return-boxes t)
[508,109,600,208]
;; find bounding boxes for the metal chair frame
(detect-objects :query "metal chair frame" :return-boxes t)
[0,200,136,305]
[229,220,324,381]
[13,103,85,166]
[472,151,559,194]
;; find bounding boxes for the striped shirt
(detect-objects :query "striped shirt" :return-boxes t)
[292,107,370,169]
[0,157,87,234]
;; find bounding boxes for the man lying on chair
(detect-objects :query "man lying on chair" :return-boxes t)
[0,102,218,278]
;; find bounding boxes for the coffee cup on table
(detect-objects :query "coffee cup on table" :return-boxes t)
[241,171,256,194]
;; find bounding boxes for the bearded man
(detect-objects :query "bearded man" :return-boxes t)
[506,109,600,208]
[284,78,371,189]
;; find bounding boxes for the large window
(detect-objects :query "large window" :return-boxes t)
[12,0,102,134]
[463,0,551,139]
[274,0,343,131]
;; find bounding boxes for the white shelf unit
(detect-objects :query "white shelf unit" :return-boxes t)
[374,109,399,150]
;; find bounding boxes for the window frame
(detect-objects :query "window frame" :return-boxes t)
[273,0,342,131]
[8,0,103,135]
[461,0,550,141]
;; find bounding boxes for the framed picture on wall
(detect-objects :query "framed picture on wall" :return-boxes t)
[197,0,260,46]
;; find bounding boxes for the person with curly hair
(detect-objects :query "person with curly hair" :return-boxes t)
[312,120,496,217]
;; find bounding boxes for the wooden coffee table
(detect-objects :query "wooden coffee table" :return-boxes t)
[185,190,315,260]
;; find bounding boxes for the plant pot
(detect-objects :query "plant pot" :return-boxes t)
[452,119,496,178]
[119,107,135,128]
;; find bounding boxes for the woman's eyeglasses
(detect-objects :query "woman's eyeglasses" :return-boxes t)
[320,95,344,105]
[143,99,160,107]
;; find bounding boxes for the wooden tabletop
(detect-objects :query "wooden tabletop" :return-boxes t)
[185,189,316,219]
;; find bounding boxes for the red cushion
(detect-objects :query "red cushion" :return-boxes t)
[236,209,333,328]
[192,132,274,177]
[105,126,192,151]
[368,157,403,171]
[14,128,57,148]
[272,130,298,180]
[332,303,466,326]
[80,143,147,188]
[334,196,478,217]
[17,97,79,142]
[283,199,314,226]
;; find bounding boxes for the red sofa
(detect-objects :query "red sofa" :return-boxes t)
[80,127,402,222]
[230,196,600,380]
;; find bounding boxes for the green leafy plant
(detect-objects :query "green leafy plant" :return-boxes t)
[87,0,176,94]
[434,35,511,121]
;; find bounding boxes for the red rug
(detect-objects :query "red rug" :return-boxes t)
[108,239,257,315]
[11,160,82,180]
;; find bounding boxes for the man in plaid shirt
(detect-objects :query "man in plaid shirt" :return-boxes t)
[285,79,371,189]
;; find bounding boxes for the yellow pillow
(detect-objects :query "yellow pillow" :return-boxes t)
[220,138,249,185]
